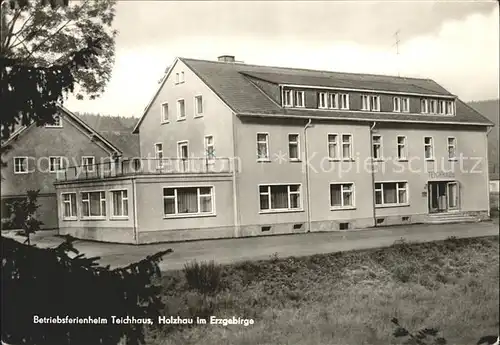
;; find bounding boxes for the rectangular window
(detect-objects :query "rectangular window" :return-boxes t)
[341,134,352,160]
[204,135,215,161]
[421,99,429,114]
[195,96,203,116]
[111,190,128,217]
[328,134,339,160]
[445,100,454,115]
[318,92,328,109]
[361,95,370,111]
[45,114,62,128]
[401,97,410,112]
[180,71,185,83]
[397,136,407,160]
[329,93,338,109]
[429,99,438,114]
[163,186,214,216]
[283,89,293,107]
[13,157,28,174]
[393,97,401,112]
[62,193,77,219]
[372,135,382,160]
[259,184,301,211]
[424,137,434,160]
[161,102,169,123]
[175,73,179,84]
[155,143,163,168]
[81,191,106,218]
[49,156,65,173]
[330,183,354,208]
[82,156,95,172]
[370,95,380,111]
[339,93,349,109]
[257,133,269,160]
[438,100,446,115]
[375,182,408,206]
[293,90,305,107]
[177,141,189,159]
[177,99,186,120]
[448,137,457,160]
[288,134,300,160]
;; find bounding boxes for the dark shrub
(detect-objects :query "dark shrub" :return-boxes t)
[183,260,222,295]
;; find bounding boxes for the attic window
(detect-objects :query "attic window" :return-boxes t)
[45,115,62,128]
[282,89,305,108]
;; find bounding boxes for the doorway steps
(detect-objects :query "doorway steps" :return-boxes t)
[426,213,480,224]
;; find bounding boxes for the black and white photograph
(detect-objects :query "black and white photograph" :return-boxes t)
[1,0,499,344]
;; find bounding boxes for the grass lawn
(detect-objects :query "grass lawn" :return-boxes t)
[148,236,499,345]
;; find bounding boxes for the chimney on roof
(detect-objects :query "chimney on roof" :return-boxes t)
[218,55,235,63]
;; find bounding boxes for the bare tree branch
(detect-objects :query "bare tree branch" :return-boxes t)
[2,8,22,51]
[7,11,36,50]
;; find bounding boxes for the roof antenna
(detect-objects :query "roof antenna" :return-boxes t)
[393,29,401,77]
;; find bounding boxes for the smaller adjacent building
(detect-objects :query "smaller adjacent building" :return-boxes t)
[0,106,139,229]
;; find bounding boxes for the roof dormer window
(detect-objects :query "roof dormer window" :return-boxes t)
[361,94,380,111]
[282,89,305,108]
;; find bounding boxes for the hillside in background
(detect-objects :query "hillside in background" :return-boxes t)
[467,99,499,179]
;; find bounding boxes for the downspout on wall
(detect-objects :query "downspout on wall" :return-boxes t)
[231,114,241,237]
[132,178,139,244]
[303,118,313,232]
[486,126,493,218]
[370,122,377,227]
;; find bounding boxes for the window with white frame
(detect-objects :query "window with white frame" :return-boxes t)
[328,134,339,160]
[175,73,179,84]
[293,90,305,107]
[178,141,189,159]
[375,182,408,206]
[195,96,203,116]
[81,191,106,217]
[438,100,446,115]
[45,114,62,128]
[339,93,349,109]
[204,135,215,161]
[155,143,163,168]
[111,190,128,217]
[82,156,95,172]
[163,186,213,216]
[49,156,65,172]
[429,99,438,114]
[421,99,429,113]
[283,89,293,107]
[372,135,382,160]
[177,99,186,120]
[62,193,77,219]
[397,136,407,160]
[257,133,269,160]
[341,134,352,160]
[288,134,300,160]
[424,137,434,160]
[161,102,169,123]
[445,100,454,115]
[259,184,301,211]
[362,95,380,111]
[393,97,401,112]
[329,93,339,109]
[401,97,410,112]
[318,92,328,109]
[330,183,354,208]
[13,157,28,173]
[180,71,185,83]
[448,137,457,160]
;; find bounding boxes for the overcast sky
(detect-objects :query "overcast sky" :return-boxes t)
[65,0,499,117]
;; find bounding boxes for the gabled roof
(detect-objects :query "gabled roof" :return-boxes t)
[180,57,492,126]
[1,105,138,157]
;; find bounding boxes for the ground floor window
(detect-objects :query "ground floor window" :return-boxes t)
[62,193,77,219]
[330,183,354,208]
[375,182,408,206]
[111,190,128,217]
[81,191,106,217]
[163,186,213,216]
[259,184,301,211]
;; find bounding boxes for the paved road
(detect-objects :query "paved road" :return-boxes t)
[3,221,498,271]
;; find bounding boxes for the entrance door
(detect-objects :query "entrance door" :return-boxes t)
[428,181,460,213]
[447,182,459,210]
[428,181,448,213]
